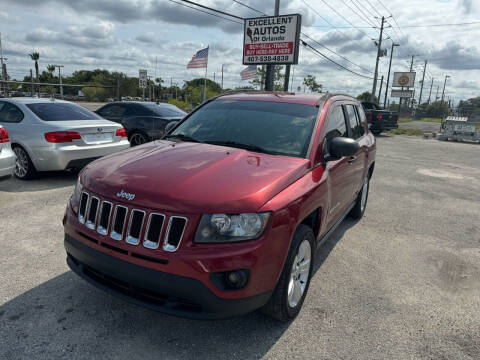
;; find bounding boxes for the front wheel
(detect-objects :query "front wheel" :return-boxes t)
[261,224,314,322]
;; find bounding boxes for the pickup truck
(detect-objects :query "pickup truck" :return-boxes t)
[361,101,398,135]
[63,92,376,321]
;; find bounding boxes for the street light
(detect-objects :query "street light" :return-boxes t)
[52,64,64,99]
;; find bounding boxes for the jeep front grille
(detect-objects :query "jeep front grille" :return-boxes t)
[78,191,187,252]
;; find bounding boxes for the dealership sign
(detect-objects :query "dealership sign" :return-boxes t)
[139,69,147,89]
[392,72,416,87]
[243,14,301,65]
[391,89,414,98]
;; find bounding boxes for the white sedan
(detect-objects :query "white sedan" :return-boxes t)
[0,125,15,181]
[0,98,130,179]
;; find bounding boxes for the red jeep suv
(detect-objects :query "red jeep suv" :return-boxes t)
[63,92,376,321]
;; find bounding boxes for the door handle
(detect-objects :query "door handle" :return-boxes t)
[348,156,357,164]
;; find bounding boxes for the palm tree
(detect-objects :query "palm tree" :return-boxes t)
[47,65,56,97]
[29,52,40,84]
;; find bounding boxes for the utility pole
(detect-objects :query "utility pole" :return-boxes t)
[441,75,450,102]
[284,64,290,91]
[265,0,280,91]
[377,75,383,104]
[384,42,399,108]
[52,64,64,99]
[435,85,439,101]
[0,32,7,96]
[427,78,434,104]
[290,65,295,92]
[221,64,225,91]
[30,69,35,97]
[371,16,386,103]
[117,76,120,101]
[418,60,427,106]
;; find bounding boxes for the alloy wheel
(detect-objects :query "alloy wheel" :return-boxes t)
[360,178,369,212]
[287,239,311,308]
[13,147,28,178]
[130,133,147,146]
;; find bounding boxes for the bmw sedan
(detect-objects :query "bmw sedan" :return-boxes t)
[96,102,187,146]
[0,98,130,179]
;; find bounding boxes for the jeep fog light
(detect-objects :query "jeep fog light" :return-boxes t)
[194,213,270,243]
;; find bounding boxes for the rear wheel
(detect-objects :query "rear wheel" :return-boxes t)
[13,146,37,180]
[261,224,314,322]
[349,176,370,219]
[129,131,149,146]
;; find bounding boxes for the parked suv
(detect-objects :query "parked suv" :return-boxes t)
[96,102,186,146]
[63,92,376,321]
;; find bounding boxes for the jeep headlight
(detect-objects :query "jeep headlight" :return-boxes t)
[73,176,83,204]
[194,213,270,243]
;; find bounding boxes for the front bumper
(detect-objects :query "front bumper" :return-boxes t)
[32,140,130,171]
[65,233,272,319]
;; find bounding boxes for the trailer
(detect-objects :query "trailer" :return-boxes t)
[439,116,480,143]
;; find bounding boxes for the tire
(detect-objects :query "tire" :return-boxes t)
[129,131,149,146]
[12,145,38,180]
[261,224,315,322]
[349,176,370,219]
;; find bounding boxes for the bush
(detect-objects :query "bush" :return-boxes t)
[168,98,190,112]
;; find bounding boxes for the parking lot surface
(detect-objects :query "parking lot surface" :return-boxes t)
[1,135,479,360]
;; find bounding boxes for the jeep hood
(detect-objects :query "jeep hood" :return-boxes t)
[82,140,310,214]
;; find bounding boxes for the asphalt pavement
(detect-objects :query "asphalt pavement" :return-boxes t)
[1,135,479,359]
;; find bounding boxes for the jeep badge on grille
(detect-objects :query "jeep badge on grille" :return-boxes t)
[116,190,135,201]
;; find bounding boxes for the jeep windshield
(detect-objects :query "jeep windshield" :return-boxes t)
[167,100,318,158]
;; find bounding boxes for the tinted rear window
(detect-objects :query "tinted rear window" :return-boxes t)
[27,103,102,121]
[146,104,187,118]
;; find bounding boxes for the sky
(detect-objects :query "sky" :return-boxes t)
[1,0,479,104]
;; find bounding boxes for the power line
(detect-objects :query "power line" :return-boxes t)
[301,33,374,74]
[362,0,383,18]
[349,0,380,28]
[166,0,243,24]
[232,0,265,16]
[318,0,376,41]
[301,39,376,80]
[299,0,350,39]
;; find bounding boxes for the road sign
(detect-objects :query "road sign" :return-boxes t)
[243,14,302,65]
[139,69,147,89]
[391,89,414,98]
[392,72,416,87]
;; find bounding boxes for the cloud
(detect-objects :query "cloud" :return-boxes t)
[25,22,117,49]
[135,33,157,44]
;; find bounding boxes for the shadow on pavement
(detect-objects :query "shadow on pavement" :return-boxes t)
[0,170,78,193]
[0,220,355,359]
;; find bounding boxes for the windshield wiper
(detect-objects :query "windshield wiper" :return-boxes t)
[204,140,275,155]
[163,133,202,143]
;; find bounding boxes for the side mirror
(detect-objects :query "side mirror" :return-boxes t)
[328,137,360,159]
[164,121,179,134]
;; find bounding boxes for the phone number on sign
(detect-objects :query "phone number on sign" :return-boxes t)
[247,55,290,62]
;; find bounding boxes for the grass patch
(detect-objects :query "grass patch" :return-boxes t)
[390,128,424,136]
[398,117,413,123]
[420,117,443,123]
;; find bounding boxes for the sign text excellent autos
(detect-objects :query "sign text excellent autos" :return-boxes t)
[243,14,301,65]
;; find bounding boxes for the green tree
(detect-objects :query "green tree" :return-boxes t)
[29,52,40,92]
[303,75,322,92]
[357,91,378,103]
[458,96,480,118]
[82,86,107,102]
[250,66,285,90]
[424,101,450,118]
[46,65,56,96]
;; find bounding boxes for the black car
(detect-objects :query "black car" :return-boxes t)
[96,102,187,145]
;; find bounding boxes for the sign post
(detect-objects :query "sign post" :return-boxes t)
[139,69,147,100]
[243,14,301,90]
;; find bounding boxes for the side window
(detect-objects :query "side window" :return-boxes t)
[355,105,367,136]
[131,105,153,117]
[97,105,113,117]
[109,105,126,117]
[0,103,24,123]
[345,104,361,140]
[325,106,348,142]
